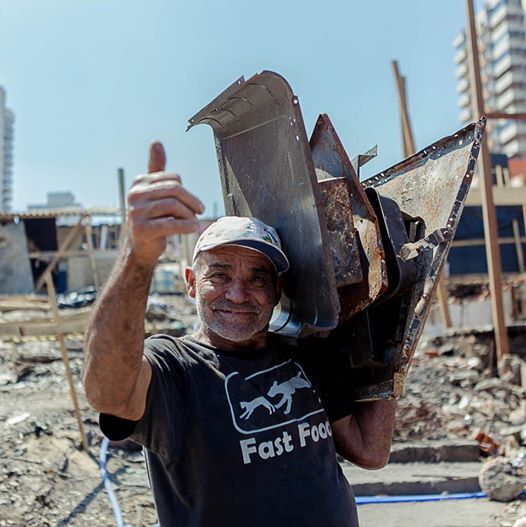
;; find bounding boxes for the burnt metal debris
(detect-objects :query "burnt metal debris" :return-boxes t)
[188,70,484,400]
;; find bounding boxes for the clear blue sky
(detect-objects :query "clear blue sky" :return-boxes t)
[0,0,475,216]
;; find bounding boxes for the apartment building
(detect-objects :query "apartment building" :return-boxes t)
[454,0,526,158]
[0,86,14,211]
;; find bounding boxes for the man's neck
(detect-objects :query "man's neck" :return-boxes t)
[192,325,269,351]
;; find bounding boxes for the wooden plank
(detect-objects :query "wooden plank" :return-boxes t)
[118,167,127,246]
[0,309,91,337]
[452,236,526,247]
[28,249,118,259]
[512,219,525,273]
[84,220,100,291]
[466,186,526,206]
[466,0,509,358]
[44,273,89,451]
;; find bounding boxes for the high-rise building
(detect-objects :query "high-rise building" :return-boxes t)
[0,86,14,211]
[454,0,526,158]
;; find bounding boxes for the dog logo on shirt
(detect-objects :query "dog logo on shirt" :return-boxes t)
[267,373,312,414]
[227,361,324,434]
[239,396,275,419]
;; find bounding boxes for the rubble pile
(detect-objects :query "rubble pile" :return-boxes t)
[0,292,198,526]
[396,332,526,449]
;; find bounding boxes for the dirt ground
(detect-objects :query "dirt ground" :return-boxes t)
[1,295,526,526]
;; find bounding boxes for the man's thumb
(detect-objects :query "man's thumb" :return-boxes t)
[148,141,166,174]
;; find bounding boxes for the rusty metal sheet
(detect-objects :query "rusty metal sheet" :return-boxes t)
[309,114,361,287]
[317,179,362,287]
[351,118,486,400]
[309,114,388,316]
[188,72,340,337]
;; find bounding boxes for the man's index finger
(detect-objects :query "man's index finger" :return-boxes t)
[148,141,166,174]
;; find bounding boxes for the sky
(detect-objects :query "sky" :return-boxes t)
[0,0,473,216]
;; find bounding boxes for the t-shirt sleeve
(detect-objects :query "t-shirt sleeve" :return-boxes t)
[297,337,355,423]
[99,335,188,461]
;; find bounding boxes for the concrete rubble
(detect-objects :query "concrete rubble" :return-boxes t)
[2,295,526,524]
[479,455,525,502]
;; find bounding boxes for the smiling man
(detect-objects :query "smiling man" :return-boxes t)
[83,142,396,527]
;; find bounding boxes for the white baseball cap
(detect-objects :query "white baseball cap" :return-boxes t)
[192,216,290,274]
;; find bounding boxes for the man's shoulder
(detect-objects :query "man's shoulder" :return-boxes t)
[144,333,217,367]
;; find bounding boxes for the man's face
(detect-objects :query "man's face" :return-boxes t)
[186,245,281,347]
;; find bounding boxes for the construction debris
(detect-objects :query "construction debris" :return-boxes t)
[479,455,525,502]
[395,331,526,449]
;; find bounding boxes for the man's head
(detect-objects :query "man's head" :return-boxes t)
[185,217,289,349]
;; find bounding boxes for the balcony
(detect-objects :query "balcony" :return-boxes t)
[456,62,468,79]
[503,136,526,158]
[457,77,470,94]
[496,86,526,108]
[459,108,473,123]
[502,121,526,144]
[455,47,467,64]
[494,54,513,77]
[495,71,514,94]
[490,5,508,28]
[458,92,471,108]
[453,32,466,49]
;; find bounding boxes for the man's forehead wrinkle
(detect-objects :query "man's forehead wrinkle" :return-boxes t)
[208,262,233,270]
[201,246,274,271]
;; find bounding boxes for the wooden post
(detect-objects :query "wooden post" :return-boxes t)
[35,217,85,292]
[84,218,100,291]
[118,168,127,246]
[512,219,525,273]
[466,0,510,359]
[44,273,89,451]
[392,59,452,329]
[391,61,416,156]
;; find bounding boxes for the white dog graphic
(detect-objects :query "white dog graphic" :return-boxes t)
[239,396,275,420]
[267,372,312,414]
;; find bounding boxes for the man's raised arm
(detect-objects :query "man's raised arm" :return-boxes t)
[83,142,204,421]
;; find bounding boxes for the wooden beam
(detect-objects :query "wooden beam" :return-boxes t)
[466,186,526,206]
[34,217,85,292]
[44,273,89,451]
[485,112,526,121]
[118,167,127,246]
[512,219,525,273]
[391,61,416,156]
[465,0,509,359]
[84,219,100,291]
[452,236,526,248]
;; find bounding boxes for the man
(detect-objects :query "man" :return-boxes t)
[83,142,396,527]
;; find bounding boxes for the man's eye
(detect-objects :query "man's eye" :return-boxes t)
[210,273,228,281]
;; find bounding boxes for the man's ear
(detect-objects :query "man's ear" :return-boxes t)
[185,267,197,298]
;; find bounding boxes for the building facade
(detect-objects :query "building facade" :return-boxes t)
[454,0,526,158]
[0,87,14,212]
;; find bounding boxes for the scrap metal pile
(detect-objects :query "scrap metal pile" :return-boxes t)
[188,70,485,400]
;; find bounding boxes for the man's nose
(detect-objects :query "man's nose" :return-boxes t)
[224,278,250,304]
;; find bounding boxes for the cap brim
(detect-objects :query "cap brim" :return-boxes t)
[197,239,289,274]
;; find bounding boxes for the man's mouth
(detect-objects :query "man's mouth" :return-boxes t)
[215,309,258,316]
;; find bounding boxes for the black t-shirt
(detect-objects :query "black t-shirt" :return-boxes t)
[100,334,359,527]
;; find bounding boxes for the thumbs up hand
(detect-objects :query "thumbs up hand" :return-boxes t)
[126,141,205,267]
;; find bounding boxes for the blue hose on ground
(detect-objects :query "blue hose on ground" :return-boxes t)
[99,437,131,527]
[356,489,526,505]
[99,440,523,522]
[355,491,487,505]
